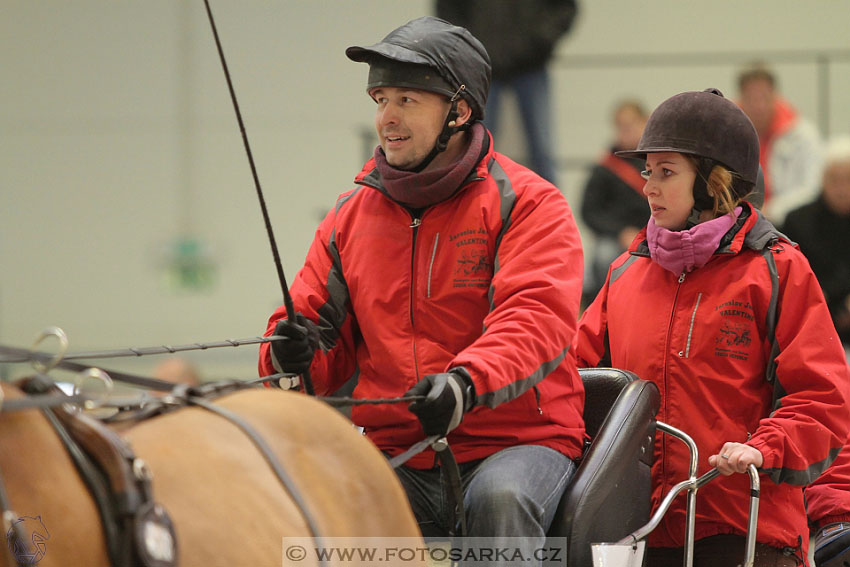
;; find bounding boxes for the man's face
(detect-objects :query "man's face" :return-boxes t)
[823,160,850,216]
[738,78,775,135]
[371,86,449,170]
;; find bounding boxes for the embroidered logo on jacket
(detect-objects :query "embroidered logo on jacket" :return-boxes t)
[713,300,755,361]
[449,228,491,288]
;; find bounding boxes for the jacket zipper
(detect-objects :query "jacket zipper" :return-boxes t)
[661,271,687,492]
[410,215,421,382]
[533,386,543,415]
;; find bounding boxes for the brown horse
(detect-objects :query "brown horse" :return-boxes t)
[0,383,422,567]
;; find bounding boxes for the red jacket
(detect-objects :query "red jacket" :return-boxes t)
[575,203,850,553]
[260,135,585,468]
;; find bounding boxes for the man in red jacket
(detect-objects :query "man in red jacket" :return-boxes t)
[736,63,823,226]
[258,17,585,562]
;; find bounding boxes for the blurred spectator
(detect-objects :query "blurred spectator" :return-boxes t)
[435,0,578,183]
[153,357,201,387]
[795,136,850,566]
[580,99,650,303]
[783,135,850,347]
[736,62,823,225]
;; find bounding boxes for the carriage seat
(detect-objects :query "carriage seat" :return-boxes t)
[548,368,660,567]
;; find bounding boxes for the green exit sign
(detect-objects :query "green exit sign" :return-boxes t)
[162,237,216,292]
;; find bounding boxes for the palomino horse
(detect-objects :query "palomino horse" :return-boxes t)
[0,381,422,567]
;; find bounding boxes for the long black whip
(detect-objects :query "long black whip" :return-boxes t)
[202,0,314,395]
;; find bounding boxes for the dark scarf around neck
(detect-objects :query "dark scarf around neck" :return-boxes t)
[373,122,487,209]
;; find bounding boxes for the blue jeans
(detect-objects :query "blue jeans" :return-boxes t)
[486,66,557,184]
[395,445,576,565]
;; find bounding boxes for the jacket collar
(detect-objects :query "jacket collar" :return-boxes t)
[354,129,493,202]
[630,202,794,258]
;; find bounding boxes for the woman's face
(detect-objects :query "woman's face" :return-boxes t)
[642,152,697,230]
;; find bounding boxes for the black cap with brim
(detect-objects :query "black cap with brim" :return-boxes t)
[364,58,456,99]
[345,16,491,120]
[346,42,428,67]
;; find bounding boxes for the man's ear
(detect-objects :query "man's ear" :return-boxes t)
[452,99,474,128]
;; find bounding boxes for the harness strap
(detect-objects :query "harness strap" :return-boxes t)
[388,435,441,468]
[387,435,467,538]
[17,376,128,565]
[435,442,467,537]
[20,375,177,567]
[187,396,329,567]
[41,407,127,566]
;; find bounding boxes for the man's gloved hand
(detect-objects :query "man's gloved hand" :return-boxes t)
[406,371,474,437]
[270,314,320,375]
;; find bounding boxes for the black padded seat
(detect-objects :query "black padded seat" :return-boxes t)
[548,368,660,567]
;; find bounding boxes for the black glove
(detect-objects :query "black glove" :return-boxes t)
[270,314,319,374]
[407,371,474,437]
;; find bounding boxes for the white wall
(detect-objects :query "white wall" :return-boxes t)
[1,1,848,381]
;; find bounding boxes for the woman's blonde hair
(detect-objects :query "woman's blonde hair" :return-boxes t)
[688,156,744,217]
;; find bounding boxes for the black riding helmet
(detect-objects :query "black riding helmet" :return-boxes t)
[346,16,491,171]
[617,88,760,221]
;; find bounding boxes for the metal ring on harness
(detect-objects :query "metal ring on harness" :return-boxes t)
[30,326,69,374]
[72,368,115,410]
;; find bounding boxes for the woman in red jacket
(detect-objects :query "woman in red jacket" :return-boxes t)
[575,89,850,566]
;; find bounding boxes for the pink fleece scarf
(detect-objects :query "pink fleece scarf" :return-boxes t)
[373,122,486,209]
[646,207,742,275]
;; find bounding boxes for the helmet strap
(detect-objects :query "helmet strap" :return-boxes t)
[409,85,468,173]
[686,158,717,228]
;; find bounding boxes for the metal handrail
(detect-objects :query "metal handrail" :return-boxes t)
[615,420,761,567]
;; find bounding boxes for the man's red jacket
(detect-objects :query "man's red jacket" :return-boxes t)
[260,137,585,469]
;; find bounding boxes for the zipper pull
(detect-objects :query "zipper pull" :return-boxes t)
[410,218,421,228]
[678,272,686,283]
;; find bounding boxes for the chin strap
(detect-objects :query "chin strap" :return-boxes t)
[686,157,718,228]
[409,85,468,173]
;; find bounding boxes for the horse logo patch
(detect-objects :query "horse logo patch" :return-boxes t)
[6,515,50,565]
[713,299,755,361]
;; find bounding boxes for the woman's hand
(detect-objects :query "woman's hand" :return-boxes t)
[708,442,764,475]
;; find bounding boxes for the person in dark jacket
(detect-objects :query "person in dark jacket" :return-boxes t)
[784,135,850,567]
[435,0,578,183]
[580,99,650,303]
[783,135,850,345]
[260,17,585,565]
